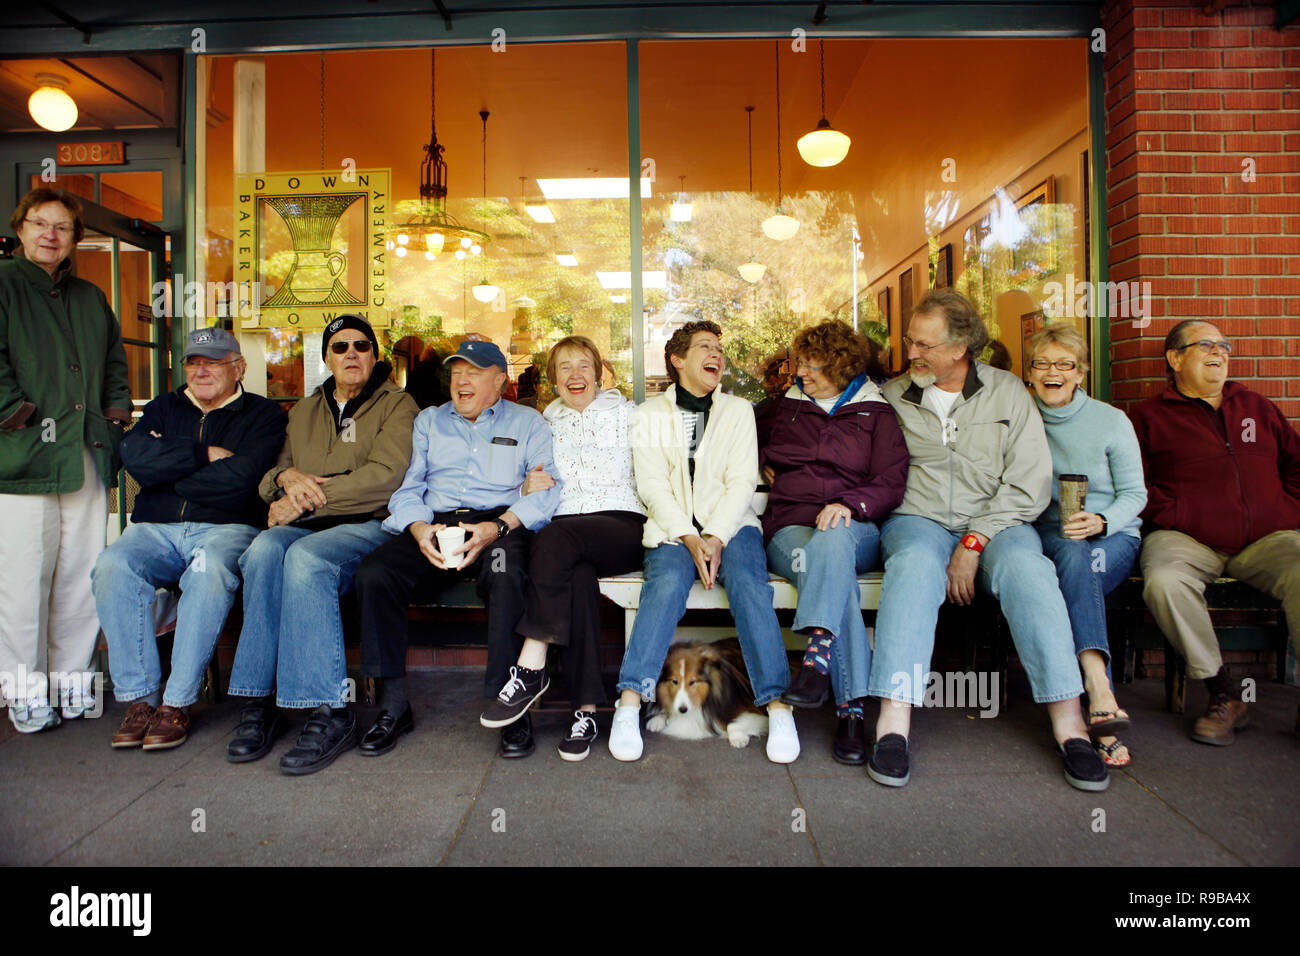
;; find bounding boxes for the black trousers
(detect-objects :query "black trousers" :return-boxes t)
[354,509,533,697]
[515,511,646,706]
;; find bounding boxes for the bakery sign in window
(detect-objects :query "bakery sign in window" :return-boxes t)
[234,168,390,330]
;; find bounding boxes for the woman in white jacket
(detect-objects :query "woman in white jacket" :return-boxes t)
[478,337,646,761]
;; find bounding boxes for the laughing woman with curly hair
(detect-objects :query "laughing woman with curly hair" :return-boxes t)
[757,319,910,765]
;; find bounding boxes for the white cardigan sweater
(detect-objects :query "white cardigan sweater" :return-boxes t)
[631,383,762,549]
[543,388,645,517]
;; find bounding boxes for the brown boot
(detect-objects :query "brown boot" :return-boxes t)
[1191,695,1249,746]
[111,701,156,748]
[142,705,191,750]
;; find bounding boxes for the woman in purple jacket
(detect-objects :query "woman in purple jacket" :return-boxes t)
[758,320,909,765]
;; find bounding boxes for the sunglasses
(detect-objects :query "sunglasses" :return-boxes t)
[329,339,373,355]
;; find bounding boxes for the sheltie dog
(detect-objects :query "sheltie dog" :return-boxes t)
[645,638,768,748]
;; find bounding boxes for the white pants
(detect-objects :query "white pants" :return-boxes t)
[0,448,108,705]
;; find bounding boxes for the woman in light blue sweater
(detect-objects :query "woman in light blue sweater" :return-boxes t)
[1027,324,1147,768]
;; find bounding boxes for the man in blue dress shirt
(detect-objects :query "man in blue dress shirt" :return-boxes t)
[351,340,560,759]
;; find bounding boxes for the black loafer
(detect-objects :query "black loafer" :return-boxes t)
[832,715,867,766]
[359,704,415,756]
[226,700,288,763]
[1060,737,1110,792]
[867,732,911,787]
[781,664,830,709]
[279,705,357,776]
[499,711,535,759]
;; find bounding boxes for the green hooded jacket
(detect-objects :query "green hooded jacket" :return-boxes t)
[0,255,132,494]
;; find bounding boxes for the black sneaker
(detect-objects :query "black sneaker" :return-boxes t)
[279,705,357,776]
[558,710,599,762]
[867,732,911,787]
[1060,737,1110,792]
[480,666,550,728]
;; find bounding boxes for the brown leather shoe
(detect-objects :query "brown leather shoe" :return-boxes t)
[142,705,190,751]
[1191,696,1249,746]
[111,701,157,748]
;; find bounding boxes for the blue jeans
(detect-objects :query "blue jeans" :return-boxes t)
[869,515,1083,705]
[228,520,390,708]
[767,521,881,705]
[616,525,790,706]
[92,521,259,707]
[1036,528,1140,683]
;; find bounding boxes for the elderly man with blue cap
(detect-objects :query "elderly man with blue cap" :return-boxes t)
[349,339,561,761]
[92,327,286,752]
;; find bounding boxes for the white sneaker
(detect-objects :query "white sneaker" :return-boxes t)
[765,706,800,764]
[7,698,61,734]
[608,704,644,761]
[59,673,98,720]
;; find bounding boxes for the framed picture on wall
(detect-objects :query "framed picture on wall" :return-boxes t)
[899,267,914,325]
[931,243,953,289]
[1020,309,1046,380]
[877,287,891,330]
[1012,176,1058,276]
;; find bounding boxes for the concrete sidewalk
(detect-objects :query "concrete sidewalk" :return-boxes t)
[2,673,1297,867]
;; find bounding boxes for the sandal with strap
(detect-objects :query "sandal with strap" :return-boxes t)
[1095,737,1132,768]
[1087,708,1131,739]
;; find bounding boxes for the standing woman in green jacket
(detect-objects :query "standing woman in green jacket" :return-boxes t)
[0,188,132,733]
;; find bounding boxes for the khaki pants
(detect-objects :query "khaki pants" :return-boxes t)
[0,448,108,706]
[1140,528,1300,679]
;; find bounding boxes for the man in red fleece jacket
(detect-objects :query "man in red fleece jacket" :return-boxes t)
[1130,319,1300,746]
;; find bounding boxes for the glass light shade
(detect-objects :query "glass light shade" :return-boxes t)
[472,281,500,303]
[460,237,473,249]
[424,232,444,254]
[386,240,395,251]
[424,251,435,261]
[761,213,799,241]
[454,249,466,260]
[395,246,408,257]
[738,261,766,283]
[670,201,693,223]
[797,120,851,167]
[28,85,77,132]
[397,234,409,245]
[470,244,481,256]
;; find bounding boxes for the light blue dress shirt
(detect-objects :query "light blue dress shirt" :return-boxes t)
[383,398,560,534]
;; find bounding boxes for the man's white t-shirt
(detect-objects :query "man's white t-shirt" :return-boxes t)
[923,384,960,445]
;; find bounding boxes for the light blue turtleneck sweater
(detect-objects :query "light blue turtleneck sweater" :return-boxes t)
[1033,388,1146,538]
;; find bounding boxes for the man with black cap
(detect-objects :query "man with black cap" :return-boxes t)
[92,327,286,752]
[353,338,560,758]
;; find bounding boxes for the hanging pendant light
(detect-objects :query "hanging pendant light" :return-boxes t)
[670,175,693,222]
[739,106,767,282]
[761,44,799,242]
[471,109,500,305]
[797,40,851,167]
[28,74,77,132]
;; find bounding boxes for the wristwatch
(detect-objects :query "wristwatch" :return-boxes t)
[959,533,985,554]
[1095,513,1108,538]
[494,518,510,539]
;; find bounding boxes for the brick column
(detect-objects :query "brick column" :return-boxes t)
[1101,0,1299,422]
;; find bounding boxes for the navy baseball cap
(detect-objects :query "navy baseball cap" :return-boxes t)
[447,339,507,371]
[184,327,241,360]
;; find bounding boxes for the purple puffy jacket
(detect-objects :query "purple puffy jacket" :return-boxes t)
[756,376,910,542]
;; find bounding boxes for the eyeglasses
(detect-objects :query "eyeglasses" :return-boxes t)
[329,339,373,355]
[902,335,948,353]
[184,357,238,370]
[1175,339,1232,356]
[795,359,826,374]
[23,218,75,236]
[1029,359,1079,371]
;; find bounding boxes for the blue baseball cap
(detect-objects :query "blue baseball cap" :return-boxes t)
[447,339,507,371]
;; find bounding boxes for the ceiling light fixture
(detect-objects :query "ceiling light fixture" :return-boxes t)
[739,106,766,283]
[670,175,693,222]
[521,176,556,222]
[797,40,851,167]
[556,253,579,267]
[28,74,77,132]
[471,109,501,305]
[537,178,653,200]
[762,44,800,242]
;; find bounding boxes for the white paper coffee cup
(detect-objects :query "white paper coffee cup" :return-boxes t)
[436,526,468,568]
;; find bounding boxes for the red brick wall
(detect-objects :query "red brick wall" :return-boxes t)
[1102,0,1300,422]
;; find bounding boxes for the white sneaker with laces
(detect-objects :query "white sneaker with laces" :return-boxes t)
[765,706,800,764]
[59,673,98,720]
[608,704,643,761]
[8,697,61,734]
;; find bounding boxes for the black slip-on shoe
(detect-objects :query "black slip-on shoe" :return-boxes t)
[279,706,357,776]
[226,700,289,763]
[359,704,415,756]
[499,711,535,758]
[867,732,911,787]
[832,714,867,766]
[1060,737,1110,792]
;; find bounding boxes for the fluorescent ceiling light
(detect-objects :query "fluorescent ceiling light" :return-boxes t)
[524,204,555,223]
[556,253,579,267]
[596,271,667,290]
[538,178,653,200]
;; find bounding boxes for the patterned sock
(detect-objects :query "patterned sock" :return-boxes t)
[801,628,835,676]
[836,697,864,720]
[513,664,546,686]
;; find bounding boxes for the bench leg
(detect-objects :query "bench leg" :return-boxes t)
[1164,640,1186,714]
[361,676,377,708]
[624,609,636,647]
